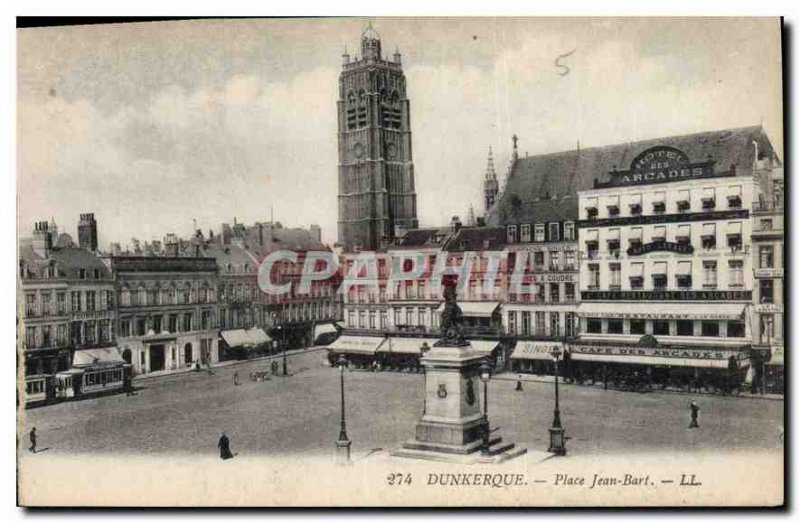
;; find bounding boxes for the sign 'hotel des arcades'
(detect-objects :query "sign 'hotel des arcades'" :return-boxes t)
[337,25,419,252]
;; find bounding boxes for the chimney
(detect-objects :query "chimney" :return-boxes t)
[32,221,53,258]
[77,212,98,251]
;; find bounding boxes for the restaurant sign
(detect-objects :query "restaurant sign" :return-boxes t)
[627,241,694,256]
[582,290,752,301]
[600,146,721,188]
[569,343,740,361]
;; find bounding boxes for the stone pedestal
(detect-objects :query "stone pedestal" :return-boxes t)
[392,344,527,464]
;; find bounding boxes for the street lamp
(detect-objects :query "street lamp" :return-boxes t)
[420,342,430,415]
[479,359,492,455]
[548,345,567,456]
[335,354,351,465]
[275,324,287,376]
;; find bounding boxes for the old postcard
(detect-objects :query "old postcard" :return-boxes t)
[16,16,784,507]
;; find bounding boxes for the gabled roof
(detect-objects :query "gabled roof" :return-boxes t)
[488,125,779,226]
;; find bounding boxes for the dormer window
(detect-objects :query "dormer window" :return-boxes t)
[507,225,518,244]
[701,188,716,210]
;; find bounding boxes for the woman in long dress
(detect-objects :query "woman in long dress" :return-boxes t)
[218,432,233,459]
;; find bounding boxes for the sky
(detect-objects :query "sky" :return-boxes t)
[17,17,783,249]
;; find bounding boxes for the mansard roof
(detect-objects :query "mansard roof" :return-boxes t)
[488,125,779,226]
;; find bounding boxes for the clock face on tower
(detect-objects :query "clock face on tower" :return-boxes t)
[353,142,365,159]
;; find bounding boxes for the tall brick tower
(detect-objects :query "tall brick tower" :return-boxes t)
[337,24,418,251]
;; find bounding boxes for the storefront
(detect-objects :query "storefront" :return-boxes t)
[326,335,387,368]
[313,322,340,346]
[376,337,434,371]
[510,341,564,375]
[219,328,272,360]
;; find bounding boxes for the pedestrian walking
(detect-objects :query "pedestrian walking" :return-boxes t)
[515,375,523,391]
[218,432,233,460]
[689,400,700,429]
[233,371,240,386]
[271,360,279,375]
[29,427,36,453]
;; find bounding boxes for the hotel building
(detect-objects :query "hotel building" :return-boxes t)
[573,127,779,388]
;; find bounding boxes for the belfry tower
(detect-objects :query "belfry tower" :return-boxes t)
[337,24,418,251]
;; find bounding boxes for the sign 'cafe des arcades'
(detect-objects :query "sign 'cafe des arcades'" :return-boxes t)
[569,139,772,391]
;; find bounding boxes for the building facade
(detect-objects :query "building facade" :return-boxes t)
[19,218,123,405]
[112,256,220,375]
[571,128,779,389]
[337,25,418,251]
[751,162,785,392]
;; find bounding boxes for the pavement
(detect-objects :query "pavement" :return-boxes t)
[21,349,784,459]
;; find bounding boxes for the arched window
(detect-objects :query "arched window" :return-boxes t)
[347,91,356,105]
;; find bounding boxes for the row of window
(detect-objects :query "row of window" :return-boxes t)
[25,319,113,349]
[508,282,576,303]
[586,260,746,290]
[584,317,746,338]
[119,311,215,337]
[25,290,114,317]
[346,307,439,330]
[584,186,744,220]
[507,311,578,337]
[507,222,576,244]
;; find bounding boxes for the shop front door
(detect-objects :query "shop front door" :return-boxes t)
[149,344,166,372]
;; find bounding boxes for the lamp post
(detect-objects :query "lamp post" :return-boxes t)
[479,359,492,455]
[548,345,567,455]
[278,324,287,376]
[335,354,351,464]
[421,342,430,415]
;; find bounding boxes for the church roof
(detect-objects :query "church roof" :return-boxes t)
[488,125,779,226]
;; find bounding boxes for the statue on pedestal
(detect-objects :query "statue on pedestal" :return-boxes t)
[436,276,468,347]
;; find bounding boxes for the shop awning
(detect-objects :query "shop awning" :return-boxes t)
[468,340,502,356]
[570,352,732,369]
[314,323,338,339]
[576,302,746,320]
[73,348,125,367]
[327,335,386,354]
[436,302,500,318]
[221,328,272,348]
[377,337,434,355]
[511,341,564,361]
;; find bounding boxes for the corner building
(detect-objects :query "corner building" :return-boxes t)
[337,26,418,251]
[575,127,780,390]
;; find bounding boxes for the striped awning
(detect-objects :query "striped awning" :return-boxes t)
[377,337,434,355]
[511,341,564,361]
[570,352,733,369]
[73,347,125,367]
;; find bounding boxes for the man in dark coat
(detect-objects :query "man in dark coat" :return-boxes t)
[29,427,36,453]
[233,371,240,386]
[218,432,233,459]
[689,401,700,429]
